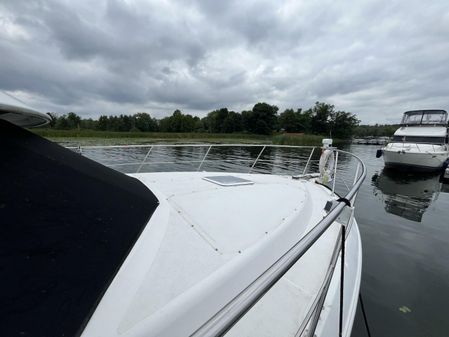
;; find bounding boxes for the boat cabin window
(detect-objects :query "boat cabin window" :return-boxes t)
[392,135,447,144]
[401,110,448,126]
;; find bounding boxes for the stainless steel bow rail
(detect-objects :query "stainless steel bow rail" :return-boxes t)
[68,144,360,195]
[68,143,318,174]
[68,143,366,337]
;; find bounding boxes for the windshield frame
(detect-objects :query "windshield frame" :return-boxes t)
[400,110,448,126]
[391,135,447,145]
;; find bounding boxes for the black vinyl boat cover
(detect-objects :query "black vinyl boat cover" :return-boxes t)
[0,119,159,337]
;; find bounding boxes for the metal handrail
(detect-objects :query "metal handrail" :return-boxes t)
[67,143,320,149]
[70,143,320,175]
[69,143,366,336]
[93,158,321,169]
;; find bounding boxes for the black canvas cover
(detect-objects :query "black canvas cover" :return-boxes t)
[0,119,159,337]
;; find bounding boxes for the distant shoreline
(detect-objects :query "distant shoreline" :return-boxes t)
[31,128,333,146]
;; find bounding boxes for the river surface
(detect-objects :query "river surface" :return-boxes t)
[349,145,449,337]
[77,143,449,337]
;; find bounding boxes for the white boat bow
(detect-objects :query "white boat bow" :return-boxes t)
[70,143,366,337]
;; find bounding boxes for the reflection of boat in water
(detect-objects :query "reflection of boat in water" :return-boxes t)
[372,169,445,222]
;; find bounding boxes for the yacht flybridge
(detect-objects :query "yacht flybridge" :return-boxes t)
[380,110,449,171]
[0,93,366,337]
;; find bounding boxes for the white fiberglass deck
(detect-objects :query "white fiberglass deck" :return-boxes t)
[81,171,362,337]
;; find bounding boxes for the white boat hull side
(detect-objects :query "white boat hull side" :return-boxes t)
[316,219,362,337]
[383,147,448,171]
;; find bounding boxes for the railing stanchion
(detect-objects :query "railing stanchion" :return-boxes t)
[353,163,360,185]
[339,223,346,337]
[137,146,153,173]
[302,147,315,175]
[248,145,266,173]
[197,145,212,171]
[332,151,339,195]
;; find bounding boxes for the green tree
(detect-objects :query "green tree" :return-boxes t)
[224,111,243,132]
[170,110,184,132]
[194,117,205,132]
[181,113,196,132]
[204,108,243,133]
[159,110,195,132]
[55,115,70,129]
[134,112,158,132]
[97,115,108,130]
[119,114,133,131]
[329,111,360,139]
[241,110,254,132]
[67,112,81,129]
[159,116,171,132]
[309,102,334,135]
[279,108,310,132]
[297,109,312,133]
[353,124,398,137]
[250,102,279,134]
[204,108,228,133]
[80,118,97,129]
[279,109,296,132]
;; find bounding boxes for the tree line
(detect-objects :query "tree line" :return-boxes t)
[48,101,360,139]
[352,124,399,137]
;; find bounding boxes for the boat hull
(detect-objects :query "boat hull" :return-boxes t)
[383,148,448,172]
[315,219,362,337]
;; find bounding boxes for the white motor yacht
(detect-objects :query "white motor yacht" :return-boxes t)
[0,92,366,337]
[380,110,449,171]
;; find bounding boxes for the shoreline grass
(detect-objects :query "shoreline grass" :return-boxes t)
[31,128,340,146]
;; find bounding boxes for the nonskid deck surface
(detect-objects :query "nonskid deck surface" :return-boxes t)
[82,172,361,337]
[134,172,317,255]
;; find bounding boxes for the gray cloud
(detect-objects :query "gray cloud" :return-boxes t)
[1,0,449,123]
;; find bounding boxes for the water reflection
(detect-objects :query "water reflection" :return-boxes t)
[372,169,445,222]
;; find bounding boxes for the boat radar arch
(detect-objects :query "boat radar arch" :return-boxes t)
[0,91,51,127]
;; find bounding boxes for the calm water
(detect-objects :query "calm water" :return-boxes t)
[79,143,449,337]
[349,145,449,337]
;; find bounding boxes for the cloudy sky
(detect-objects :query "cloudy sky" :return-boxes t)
[1,0,449,124]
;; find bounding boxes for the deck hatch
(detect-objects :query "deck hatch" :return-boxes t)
[203,175,254,186]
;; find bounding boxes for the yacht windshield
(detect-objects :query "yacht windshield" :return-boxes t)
[401,110,448,125]
[392,135,447,144]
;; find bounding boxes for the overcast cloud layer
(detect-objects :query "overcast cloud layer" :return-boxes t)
[1,0,449,123]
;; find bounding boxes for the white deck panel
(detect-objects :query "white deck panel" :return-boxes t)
[81,172,352,337]
[121,172,312,330]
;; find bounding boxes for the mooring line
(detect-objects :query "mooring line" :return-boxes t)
[359,292,372,337]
